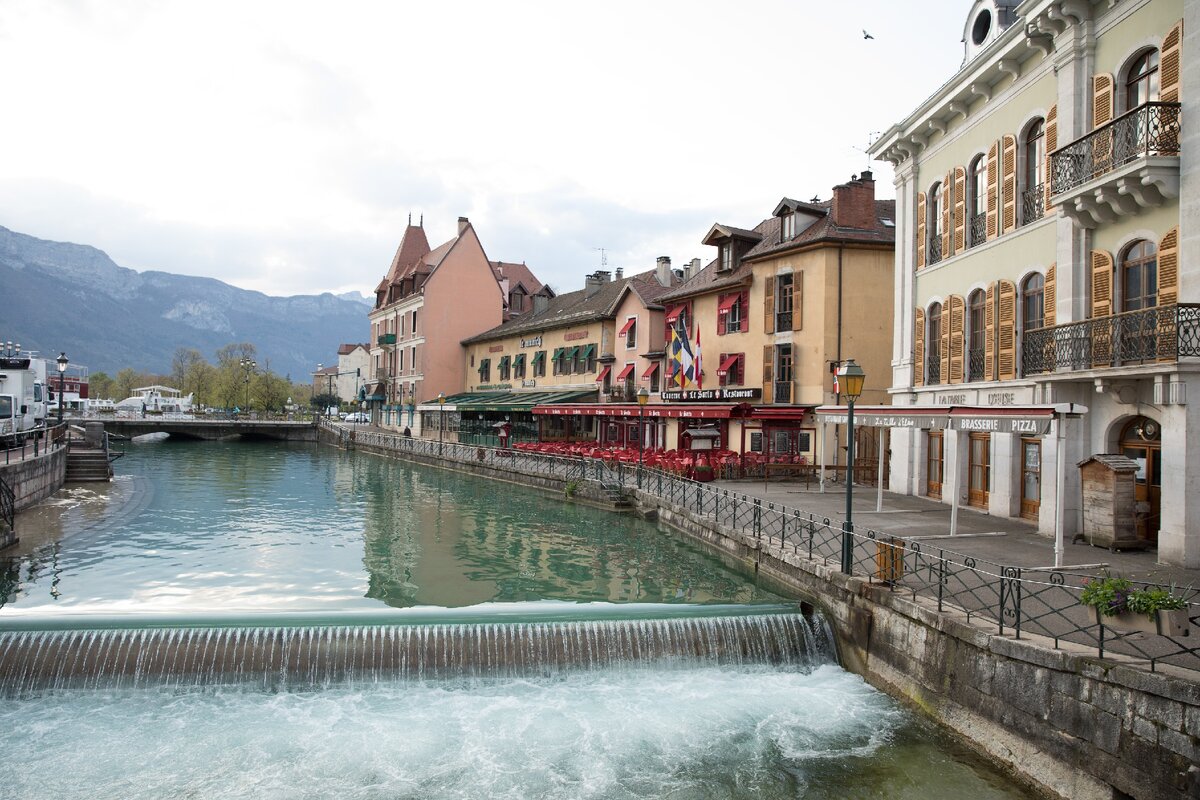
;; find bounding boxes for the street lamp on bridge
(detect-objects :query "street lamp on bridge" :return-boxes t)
[56,352,68,424]
[838,359,866,575]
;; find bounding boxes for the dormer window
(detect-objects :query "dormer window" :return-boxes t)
[781,212,795,240]
[720,243,733,272]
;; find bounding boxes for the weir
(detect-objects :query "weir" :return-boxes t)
[0,603,835,693]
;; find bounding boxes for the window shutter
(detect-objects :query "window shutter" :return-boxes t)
[997,280,1017,380]
[986,142,1000,240]
[792,271,803,332]
[717,294,727,335]
[1044,104,1058,210]
[913,307,925,387]
[718,352,727,384]
[740,291,749,332]
[1001,134,1017,234]
[1158,227,1179,305]
[953,167,966,252]
[949,295,965,383]
[1161,20,1183,103]
[916,191,927,268]
[984,282,996,381]
[1091,250,1114,367]
[1092,73,1114,128]
[941,172,952,257]
[1044,264,1056,328]
[762,345,774,404]
[764,277,775,334]
[940,303,951,385]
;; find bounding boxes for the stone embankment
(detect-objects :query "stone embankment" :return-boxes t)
[0,444,66,513]
[325,425,1199,800]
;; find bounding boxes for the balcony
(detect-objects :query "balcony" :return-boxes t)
[968,213,986,248]
[1020,184,1044,225]
[775,311,793,331]
[377,333,397,346]
[1049,102,1180,229]
[772,381,793,404]
[968,347,985,382]
[926,358,942,386]
[927,236,943,265]
[375,368,392,380]
[606,385,637,403]
[1021,304,1200,376]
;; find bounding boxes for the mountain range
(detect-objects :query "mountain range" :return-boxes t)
[0,225,371,380]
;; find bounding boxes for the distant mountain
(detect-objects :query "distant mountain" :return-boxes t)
[0,225,370,379]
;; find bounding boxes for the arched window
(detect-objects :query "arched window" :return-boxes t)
[967,155,987,248]
[1125,49,1160,111]
[1121,240,1158,312]
[1022,273,1045,331]
[1021,119,1045,225]
[928,182,943,264]
[968,289,986,380]
[927,302,943,384]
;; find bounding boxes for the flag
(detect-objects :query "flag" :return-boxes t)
[694,326,703,390]
[672,321,695,389]
[668,325,682,387]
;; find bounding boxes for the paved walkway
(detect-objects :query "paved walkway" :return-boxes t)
[711,477,1199,591]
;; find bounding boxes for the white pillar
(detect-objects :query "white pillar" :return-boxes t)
[989,432,1019,518]
[1158,391,1200,567]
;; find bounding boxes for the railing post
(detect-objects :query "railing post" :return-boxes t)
[753,498,761,541]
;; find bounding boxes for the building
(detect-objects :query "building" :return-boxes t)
[871,0,1194,564]
[367,216,543,431]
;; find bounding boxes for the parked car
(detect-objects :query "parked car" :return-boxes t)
[344,412,369,424]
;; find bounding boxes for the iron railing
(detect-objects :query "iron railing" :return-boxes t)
[1021,184,1044,224]
[1050,101,1181,196]
[0,474,13,535]
[326,420,1200,675]
[968,347,985,382]
[772,381,793,404]
[775,311,793,331]
[927,236,943,265]
[968,213,986,248]
[1,422,67,465]
[1021,303,1200,376]
[926,357,941,385]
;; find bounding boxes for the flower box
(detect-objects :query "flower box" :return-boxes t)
[1095,608,1191,638]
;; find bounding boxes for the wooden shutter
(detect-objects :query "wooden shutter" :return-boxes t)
[913,307,925,387]
[1044,264,1056,328]
[916,191,927,268]
[1158,227,1179,305]
[949,294,965,383]
[997,280,1017,380]
[941,172,952,257]
[739,291,749,332]
[1091,250,1113,367]
[792,271,803,332]
[1044,104,1058,210]
[953,167,966,252]
[1093,73,1114,128]
[984,282,996,381]
[986,142,1000,240]
[763,277,775,334]
[1001,134,1017,234]
[762,345,774,404]
[1161,20,1183,103]
[940,303,951,385]
[717,294,727,335]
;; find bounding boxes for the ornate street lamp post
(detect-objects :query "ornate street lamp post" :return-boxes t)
[838,359,866,575]
[437,392,446,455]
[56,352,68,424]
[240,357,257,410]
[636,386,649,488]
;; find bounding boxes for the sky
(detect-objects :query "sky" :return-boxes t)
[0,0,970,299]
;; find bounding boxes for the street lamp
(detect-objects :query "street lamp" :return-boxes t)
[636,387,649,488]
[838,359,866,575]
[56,352,68,424]
[437,392,446,454]
[240,357,257,410]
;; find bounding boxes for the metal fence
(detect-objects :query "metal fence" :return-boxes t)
[1,422,67,465]
[1021,303,1200,376]
[1050,101,1181,195]
[327,420,1200,674]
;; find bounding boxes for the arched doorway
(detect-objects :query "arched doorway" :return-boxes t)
[1120,416,1161,544]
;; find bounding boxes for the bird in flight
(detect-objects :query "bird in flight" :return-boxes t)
[863,29,874,39]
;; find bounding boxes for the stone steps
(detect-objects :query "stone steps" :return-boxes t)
[65,448,113,482]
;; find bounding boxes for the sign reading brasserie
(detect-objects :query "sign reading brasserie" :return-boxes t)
[476,383,513,391]
[660,388,762,402]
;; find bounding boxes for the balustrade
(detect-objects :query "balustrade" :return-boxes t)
[1021,303,1200,376]
[1050,102,1181,196]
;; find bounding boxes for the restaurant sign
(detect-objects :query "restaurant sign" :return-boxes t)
[660,388,761,402]
[520,336,543,348]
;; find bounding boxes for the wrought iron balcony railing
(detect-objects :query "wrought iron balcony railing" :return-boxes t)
[1021,184,1044,225]
[775,311,793,331]
[1021,303,1200,376]
[926,358,942,386]
[968,213,986,248]
[1050,102,1181,196]
[968,347,985,382]
[927,236,943,265]
[773,381,793,404]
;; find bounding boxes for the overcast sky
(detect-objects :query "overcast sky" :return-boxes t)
[1,0,969,298]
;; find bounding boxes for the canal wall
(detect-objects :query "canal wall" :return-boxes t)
[0,446,67,512]
[325,429,1198,800]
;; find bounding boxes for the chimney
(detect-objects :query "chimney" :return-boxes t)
[584,271,606,296]
[615,267,624,280]
[533,292,550,313]
[656,256,672,286]
[831,172,877,230]
[457,216,470,234]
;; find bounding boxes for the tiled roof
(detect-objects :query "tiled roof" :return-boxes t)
[337,343,370,355]
[491,260,545,295]
[383,224,431,285]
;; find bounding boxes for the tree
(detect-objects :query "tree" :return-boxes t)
[114,368,142,402]
[89,371,115,401]
[213,343,257,409]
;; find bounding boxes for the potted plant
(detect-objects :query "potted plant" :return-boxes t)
[690,464,715,483]
[1080,575,1191,637]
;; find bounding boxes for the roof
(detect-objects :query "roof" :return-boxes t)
[491,260,546,296]
[337,343,370,355]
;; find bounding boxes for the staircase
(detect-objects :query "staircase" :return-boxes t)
[65,444,113,482]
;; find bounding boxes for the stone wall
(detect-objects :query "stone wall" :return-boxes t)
[0,446,66,511]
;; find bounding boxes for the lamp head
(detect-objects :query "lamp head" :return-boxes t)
[437,392,446,406]
[837,359,866,400]
[637,387,649,406]
[56,352,68,373]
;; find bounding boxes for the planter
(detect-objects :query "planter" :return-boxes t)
[1095,607,1191,637]
[690,468,715,483]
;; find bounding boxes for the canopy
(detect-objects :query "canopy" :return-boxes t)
[498,355,511,369]
[716,354,741,377]
[531,351,545,364]
[534,403,740,419]
[813,403,1088,436]
[423,389,598,413]
[595,365,611,383]
[617,318,636,336]
[717,294,740,315]
[641,361,659,379]
[579,343,596,359]
[665,305,685,323]
[513,353,526,368]
[615,363,635,380]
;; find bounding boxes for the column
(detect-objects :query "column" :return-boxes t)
[1158,390,1200,567]
[989,432,1019,518]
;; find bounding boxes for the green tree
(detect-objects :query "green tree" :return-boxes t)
[213,343,257,409]
[114,368,142,402]
[89,371,115,401]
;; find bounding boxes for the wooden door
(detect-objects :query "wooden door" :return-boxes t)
[1020,439,1041,520]
[968,433,991,508]
[1121,417,1161,544]
[926,431,943,499]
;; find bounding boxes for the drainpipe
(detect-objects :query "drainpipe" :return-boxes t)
[834,244,844,470]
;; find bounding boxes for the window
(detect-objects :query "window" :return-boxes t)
[399,348,404,374]
[649,361,661,393]
[776,274,794,330]
[399,315,405,339]
[1022,273,1045,332]
[727,292,743,332]
[411,310,418,336]
[774,345,793,403]
[533,351,546,378]
[718,292,745,334]
[509,289,525,314]
[968,155,987,248]
[968,290,986,381]
[928,182,943,264]
[499,357,511,381]
[927,302,943,385]
[478,358,491,383]
[1121,240,1158,312]
[720,243,733,272]
[781,212,795,240]
[619,317,637,349]
[410,346,417,374]
[717,353,744,386]
[514,354,526,380]
[585,344,597,373]
[1125,49,1160,110]
[1021,119,1045,225]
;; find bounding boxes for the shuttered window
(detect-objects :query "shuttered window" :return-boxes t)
[1091,250,1114,367]
[1161,21,1182,103]
[916,191,927,268]
[948,294,965,384]
[984,282,996,381]
[1044,264,1056,328]
[1001,134,1017,234]
[997,280,1017,380]
[986,142,1000,240]
[913,307,925,387]
[1044,105,1058,209]
[953,167,966,252]
[763,277,775,334]
[762,344,774,404]
[1158,227,1179,305]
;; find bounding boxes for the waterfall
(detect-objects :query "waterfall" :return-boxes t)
[0,606,836,693]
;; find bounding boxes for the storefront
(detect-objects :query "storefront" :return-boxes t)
[419,390,596,446]
[533,403,745,451]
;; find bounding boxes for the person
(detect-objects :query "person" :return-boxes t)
[141,401,146,418]
[402,427,411,437]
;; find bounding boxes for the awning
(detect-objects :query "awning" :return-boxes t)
[477,358,490,374]
[424,389,598,413]
[717,294,740,315]
[363,382,387,402]
[595,365,611,383]
[615,363,635,380]
[534,403,739,419]
[813,403,1087,435]
[617,318,636,336]
[579,343,595,359]
[531,351,545,364]
[641,361,659,380]
[564,346,579,361]
[716,354,741,377]
[552,347,564,360]
[513,353,526,368]
[498,355,511,369]
[665,305,685,323]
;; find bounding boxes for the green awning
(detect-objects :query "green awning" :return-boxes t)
[498,355,511,369]
[564,346,579,360]
[513,353,526,367]
[531,351,545,364]
[478,358,490,374]
[552,347,565,359]
[580,343,595,359]
[451,389,598,413]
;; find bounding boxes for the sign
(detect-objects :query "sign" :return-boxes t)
[521,379,537,388]
[476,383,513,391]
[563,330,589,342]
[520,336,543,348]
[951,416,1053,435]
[488,345,504,353]
[661,388,761,402]
[820,412,947,429]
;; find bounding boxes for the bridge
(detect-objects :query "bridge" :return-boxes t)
[96,417,318,442]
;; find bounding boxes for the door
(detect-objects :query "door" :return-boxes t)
[968,433,990,508]
[1121,417,1161,544]
[926,431,943,499]
[1020,439,1041,520]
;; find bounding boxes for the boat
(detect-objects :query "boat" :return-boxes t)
[115,385,195,413]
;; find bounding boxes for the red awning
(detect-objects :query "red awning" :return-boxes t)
[595,365,611,383]
[717,294,740,315]
[616,363,636,380]
[716,354,740,377]
[665,305,685,323]
[533,403,738,419]
[641,362,659,380]
[617,317,636,336]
